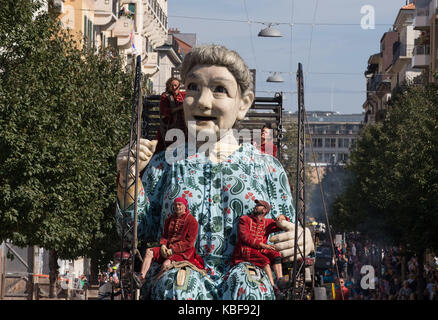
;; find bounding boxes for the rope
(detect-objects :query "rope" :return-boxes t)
[303,109,345,300]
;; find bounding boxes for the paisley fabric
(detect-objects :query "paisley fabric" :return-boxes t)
[116,143,295,300]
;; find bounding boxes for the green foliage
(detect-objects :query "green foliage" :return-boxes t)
[0,0,132,263]
[332,82,438,252]
[279,118,312,201]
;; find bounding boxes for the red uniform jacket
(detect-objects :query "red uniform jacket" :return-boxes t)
[231,214,288,268]
[252,141,278,157]
[260,142,277,157]
[155,91,186,153]
[156,211,204,269]
[159,91,185,120]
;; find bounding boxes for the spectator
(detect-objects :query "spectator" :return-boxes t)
[429,282,438,301]
[351,242,356,257]
[323,269,334,283]
[336,254,348,278]
[407,273,417,293]
[334,278,349,300]
[347,253,354,278]
[389,277,401,300]
[398,280,412,300]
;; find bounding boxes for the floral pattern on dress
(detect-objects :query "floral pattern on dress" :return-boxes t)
[116,143,295,300]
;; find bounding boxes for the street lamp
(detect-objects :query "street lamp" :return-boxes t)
[258,23,282,37]
[266,72,284,83]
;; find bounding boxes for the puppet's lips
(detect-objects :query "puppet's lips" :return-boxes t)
[193,115,217,121]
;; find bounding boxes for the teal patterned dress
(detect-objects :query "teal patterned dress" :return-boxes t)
[116,143,295,300]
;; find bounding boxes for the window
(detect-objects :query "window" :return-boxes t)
[339,153,349,162]
[325,138,336,148]
[324,153,337,163]
[128,3,135,14]
[317,153,323,162]
[84,15,88,43]
[338,138,343,148]
[312,138,323,148]
[344,138,350,148]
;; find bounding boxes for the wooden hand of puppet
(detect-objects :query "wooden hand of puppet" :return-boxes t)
[270,220,315,262]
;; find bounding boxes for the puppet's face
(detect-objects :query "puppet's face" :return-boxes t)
[170,80,180,93]
[261,127,272,141]
[174,202,186,216]
[253,204,267,220]
[183,64,253,139]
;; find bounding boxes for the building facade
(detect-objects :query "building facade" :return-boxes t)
[52,0,171,92]
[304,112,364,165]
[363,1,425,124]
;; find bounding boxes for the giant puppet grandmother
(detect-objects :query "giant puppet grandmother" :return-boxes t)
[116,45,314,300]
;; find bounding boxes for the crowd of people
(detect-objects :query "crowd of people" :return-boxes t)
[317,235,438,300]
[97,263,122,300]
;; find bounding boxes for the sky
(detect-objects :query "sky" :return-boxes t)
[167,0,408,115]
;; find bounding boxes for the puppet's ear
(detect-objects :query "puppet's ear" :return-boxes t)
[236,91,254,120]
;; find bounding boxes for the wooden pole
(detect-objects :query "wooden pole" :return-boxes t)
[33,246,40,300]
[27,247,33,300]
[0,242,4,300]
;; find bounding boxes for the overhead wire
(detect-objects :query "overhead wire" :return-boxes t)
[306,0,319,75]
[242,0,258,70]
[304,0,319,112]
[289,0,295,82]
[169,15,394,27]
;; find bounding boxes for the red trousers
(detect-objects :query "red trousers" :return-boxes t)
[149,246,204,269]
[232,248,281,269]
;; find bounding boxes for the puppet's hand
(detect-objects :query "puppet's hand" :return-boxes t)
[160,245,169,258]
[270,220,314,262]
[117,139,157,188]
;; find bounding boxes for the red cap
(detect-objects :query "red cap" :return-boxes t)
[174,197,188,207]
[254,199,271,213]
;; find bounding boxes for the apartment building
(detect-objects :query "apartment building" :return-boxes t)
[363,31,398,124]
[52,0,172,92]
[412,0,438,82]
[363,1,423,124]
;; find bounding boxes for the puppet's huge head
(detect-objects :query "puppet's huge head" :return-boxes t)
[180,45,254,139]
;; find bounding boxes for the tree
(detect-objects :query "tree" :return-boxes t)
[332,79,438,298]
[279,115,313,212]
[0,0,132,293]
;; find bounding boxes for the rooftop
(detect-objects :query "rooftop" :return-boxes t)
[401,2,415,10]
[307,113,364,123]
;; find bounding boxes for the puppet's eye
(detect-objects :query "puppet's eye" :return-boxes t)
[187,83,199,91]
[214,86,228,94]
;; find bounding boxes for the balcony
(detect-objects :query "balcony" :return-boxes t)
[94,0,117,26]
[390,42,414,72]
[147,0,168,31]
[112,16,134,48]
[414,7,430,30]
[367,74,382,93]
[412,45,431,68]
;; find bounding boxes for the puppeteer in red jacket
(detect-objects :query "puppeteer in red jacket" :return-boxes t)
[155,77,186,153]
[135,197,204,286]
[156,197,203,268]
[231,199,289,288]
